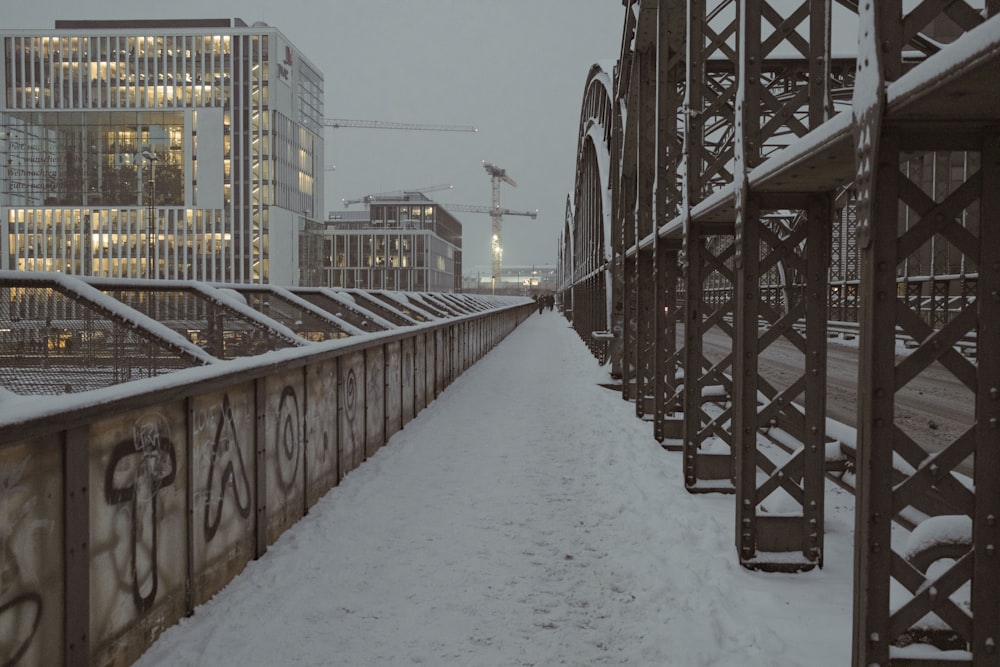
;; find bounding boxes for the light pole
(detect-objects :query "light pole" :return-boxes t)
[141,150,158,277]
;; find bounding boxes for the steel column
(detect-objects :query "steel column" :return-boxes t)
[635,0,658,418]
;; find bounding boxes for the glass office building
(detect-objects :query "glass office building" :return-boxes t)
[1,18,324,284]
[325,193,463,292]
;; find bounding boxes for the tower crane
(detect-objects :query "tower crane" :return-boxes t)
[343,184,454,208]
[443,203,538,218]
[324,118,478,133]
[475,162,534,283]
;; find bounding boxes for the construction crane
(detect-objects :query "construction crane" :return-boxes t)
[323,118,475,192]
[471,162,535,284]
[343,184,454,208]
[324,118,478,133]
[444,201,537,288]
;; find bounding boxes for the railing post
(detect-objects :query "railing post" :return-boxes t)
[64,425,90,667]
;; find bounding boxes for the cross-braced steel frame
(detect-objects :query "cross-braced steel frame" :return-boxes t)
[560,0,1000,662]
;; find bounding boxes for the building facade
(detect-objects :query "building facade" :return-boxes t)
[325,193,463,292]
[1,18,324,284]
[464,264,558,294]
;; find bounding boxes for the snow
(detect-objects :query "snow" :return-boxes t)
[903,515,972,560]
[133,311,856,667]
[887,11,1000,111]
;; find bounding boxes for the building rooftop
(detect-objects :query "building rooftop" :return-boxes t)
[53,19,239,29]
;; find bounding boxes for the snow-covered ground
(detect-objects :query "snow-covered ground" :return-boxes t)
[134,311,857,667]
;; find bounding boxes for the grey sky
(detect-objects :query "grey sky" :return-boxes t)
[11,0,624,273]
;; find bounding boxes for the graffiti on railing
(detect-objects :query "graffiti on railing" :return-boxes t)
[275,386,301,493]
[0,456,44,666]
[103,412,177,612]
[200,393,252,542]
[344,368,357,422]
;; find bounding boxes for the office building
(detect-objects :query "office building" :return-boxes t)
[2,18,324,284]
[325,192,462,292]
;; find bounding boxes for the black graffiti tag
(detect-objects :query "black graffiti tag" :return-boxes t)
[344,368,357,422]
[203,394,252,541]
[275,386,301,492]
[0,592,42,667]
[0,456,44,667]
[104,413,176,613]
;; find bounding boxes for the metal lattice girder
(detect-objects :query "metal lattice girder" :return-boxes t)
[851,1,1000,662]
[651,1,687,441]
[682,227,737,493]
[686,0,739,200]
[856,128,997,662]
[727,1,835,567]
[654,241,682,443]
[634,1,659,417]
[732,194,832,571]
[687,1,850,203]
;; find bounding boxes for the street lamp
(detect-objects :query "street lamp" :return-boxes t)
[141,150,158,277]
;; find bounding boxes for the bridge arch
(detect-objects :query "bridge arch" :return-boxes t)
[564,61,616,350]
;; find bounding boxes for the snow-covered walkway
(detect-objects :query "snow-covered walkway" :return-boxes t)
[134,311,856,667]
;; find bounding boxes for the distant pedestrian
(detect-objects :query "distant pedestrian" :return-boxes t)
[537,295,544,314]
[546,294,554,311]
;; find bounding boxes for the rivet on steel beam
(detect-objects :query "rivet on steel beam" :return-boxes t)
[991,387,1000,400]
[929,464,939,477]
[811,426,819,434]
[870,632,880,644]
[988,514,996,526]
[986,638,996,653]
[928,587,937,601]
[872,542,880,553]
[992,418,999,428]
[987,544,995,557]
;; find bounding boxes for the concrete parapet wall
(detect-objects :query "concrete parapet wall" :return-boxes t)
[0,303,533,667]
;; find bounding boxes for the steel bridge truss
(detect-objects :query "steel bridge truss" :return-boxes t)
[562,0,1000,663]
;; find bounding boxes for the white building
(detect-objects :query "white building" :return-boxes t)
[1,18,324,284]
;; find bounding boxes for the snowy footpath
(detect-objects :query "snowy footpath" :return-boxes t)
[135,311,856,667]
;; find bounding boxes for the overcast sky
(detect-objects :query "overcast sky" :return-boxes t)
[9,1,624,273]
